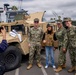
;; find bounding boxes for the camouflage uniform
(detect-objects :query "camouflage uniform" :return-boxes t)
[66,26,76,67]
[28,26,43,64]
[55,26,67,66]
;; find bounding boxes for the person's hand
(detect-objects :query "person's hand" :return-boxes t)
[53,47,56,51]
[1,26,6,40]
[62,48,66,53]
[28,43,31,47]
[43,40,46,43]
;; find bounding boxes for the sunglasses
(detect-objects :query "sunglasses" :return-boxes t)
[65,21,69,22]
[57,23,61,25]
[34,21,39,23]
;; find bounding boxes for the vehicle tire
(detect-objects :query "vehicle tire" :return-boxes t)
[3,46,22,71]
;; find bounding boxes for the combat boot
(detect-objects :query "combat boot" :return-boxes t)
[27,64,32,70]
[55,66,62,72]
[68,66,75,72]
[62,64,66,68]
[37,63,42,68]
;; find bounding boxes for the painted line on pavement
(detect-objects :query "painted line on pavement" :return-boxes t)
[41,55,59,75]
[55,73,59,75]
[15,68,19,75]
[41,65,48,75]
[41,55,48,75]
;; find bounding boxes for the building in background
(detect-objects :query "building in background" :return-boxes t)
[0,7,4,22]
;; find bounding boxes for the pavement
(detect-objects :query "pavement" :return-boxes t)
[4,49,75,75]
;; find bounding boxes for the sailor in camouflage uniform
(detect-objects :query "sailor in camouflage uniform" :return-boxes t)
[55,20,67,72]
[27,18,44,70]
[63,18,76,73]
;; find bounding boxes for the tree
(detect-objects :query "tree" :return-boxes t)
[50,18,53,20]
[11,6,18,10]
[58,16,61,20]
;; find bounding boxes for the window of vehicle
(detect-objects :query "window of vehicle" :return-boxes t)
[11,24,25,35]
[8,20,11,23]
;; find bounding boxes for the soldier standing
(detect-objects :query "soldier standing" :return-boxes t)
[27,18,44,70]
[63,17,76,73]
[55,20,67,72]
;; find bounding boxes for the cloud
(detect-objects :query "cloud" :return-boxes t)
[0,0,76,22]
[58,1,76,8]
[15,0,34,2]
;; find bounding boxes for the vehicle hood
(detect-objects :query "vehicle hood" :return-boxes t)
[0,33,20,43]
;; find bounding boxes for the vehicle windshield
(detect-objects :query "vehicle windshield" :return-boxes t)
[11,24,25,34]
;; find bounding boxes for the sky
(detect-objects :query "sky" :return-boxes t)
[0,0,76,22]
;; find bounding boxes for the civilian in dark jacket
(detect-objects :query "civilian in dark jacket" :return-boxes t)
[0,26,8,52]
[0,26,8,75]
[0,40,8,53]
[42,24,56,69]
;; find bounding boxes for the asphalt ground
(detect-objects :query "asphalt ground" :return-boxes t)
[4,49,75,75]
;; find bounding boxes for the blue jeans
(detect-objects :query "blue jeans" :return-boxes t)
[45,46,55,66]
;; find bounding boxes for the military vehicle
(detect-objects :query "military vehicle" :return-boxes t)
[0,9,59,71]
[0,11,48,71]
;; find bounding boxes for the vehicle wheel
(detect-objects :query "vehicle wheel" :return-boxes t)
[3,46,22,71]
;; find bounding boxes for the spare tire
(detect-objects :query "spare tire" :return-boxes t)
[3,46,22,71]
